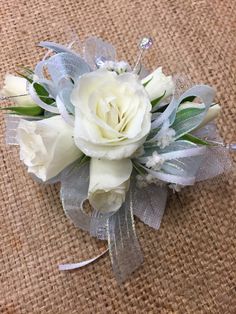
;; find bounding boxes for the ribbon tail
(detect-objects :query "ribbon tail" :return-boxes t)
[107,190,143,284]
[59,248,108,271]
[132,181,168,230]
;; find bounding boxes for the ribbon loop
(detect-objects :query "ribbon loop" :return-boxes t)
[90,210,113,240]
[60,162,91,232]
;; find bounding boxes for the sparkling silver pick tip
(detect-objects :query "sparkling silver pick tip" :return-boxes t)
[227,143,236,152]
[139,37,153,50]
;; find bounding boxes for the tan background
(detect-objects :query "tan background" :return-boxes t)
[0,0,236,313]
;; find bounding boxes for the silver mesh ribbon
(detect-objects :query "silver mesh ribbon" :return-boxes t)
[60,162,143,282]
[196,146,232,181]
[107,189,143,283]
[84,36,116,70]
[90,210,113,240]
[60,162,91,232]
[132,181,168,230]
[193,123,233,181]
[5,114,41,145]
[5,114,20,145]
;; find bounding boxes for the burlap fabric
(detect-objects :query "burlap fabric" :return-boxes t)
[0,0,235,313]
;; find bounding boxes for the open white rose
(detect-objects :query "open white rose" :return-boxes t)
[1,74,36,107]
[17,116,82,181]
[71,69,152,160]
[88,158,132,212]
[142,67,174,101]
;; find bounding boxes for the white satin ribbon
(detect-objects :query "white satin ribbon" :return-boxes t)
[147,170,196,185]
[138,146,206,163]
[59,249,108,271]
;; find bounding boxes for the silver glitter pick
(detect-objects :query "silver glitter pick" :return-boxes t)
[139,37,153,50]
[133,36,153,73]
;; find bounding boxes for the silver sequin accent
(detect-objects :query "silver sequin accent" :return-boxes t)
[139,37,153,50]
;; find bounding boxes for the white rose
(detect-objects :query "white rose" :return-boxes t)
[142,67,174,101]
[17,116,82,181]
[179,101,221,128]
[1,74,36,107]
[88,158,132,212]
[71,69,152,160]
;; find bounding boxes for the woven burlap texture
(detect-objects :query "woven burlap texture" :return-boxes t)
[0,0,235,313]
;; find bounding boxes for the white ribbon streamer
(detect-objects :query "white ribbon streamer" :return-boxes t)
[59,249,108,271]
[160,146,206,159]
[146,168,196,185]
[138,146,206,164]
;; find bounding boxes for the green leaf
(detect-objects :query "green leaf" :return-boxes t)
[172,107,205,139]
[78,154,90,166]
[179,133,210,146]
[143,77,153,88]
[151,91,166,107]
[16,66,34,83]
[132,161,147,175]
[17,65,34,75]
[15,71,33,84]
[33,83,55,105]
[180,96,195,104]
[15,70,55,106]
[0,106,43,116]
